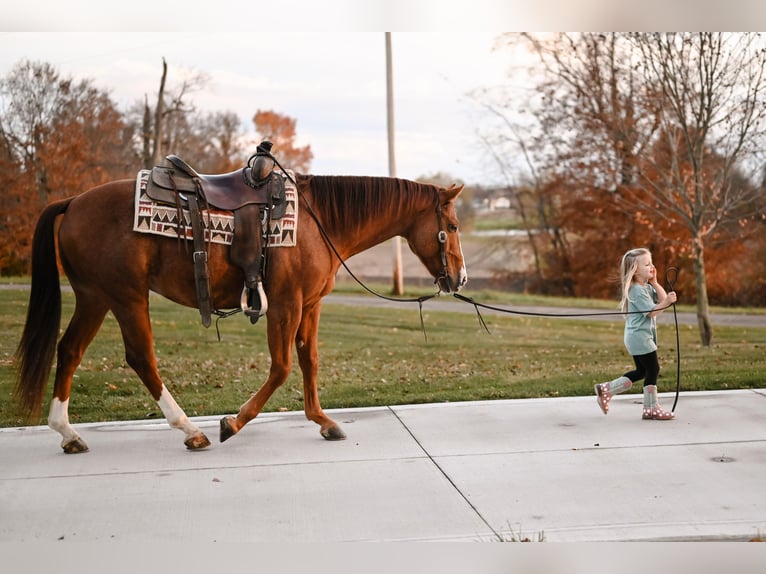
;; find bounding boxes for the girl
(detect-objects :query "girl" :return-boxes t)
[595,248,678,420]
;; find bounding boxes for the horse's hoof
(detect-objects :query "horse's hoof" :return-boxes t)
[184,432,211,450]
[321,424,346,441]
[62,437,89,454]
[219,416,238,443]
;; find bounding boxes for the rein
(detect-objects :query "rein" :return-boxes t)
[262,153,444,340]
[299,192,444,340]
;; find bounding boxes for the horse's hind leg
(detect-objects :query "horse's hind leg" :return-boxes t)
[48,297,110,453]
[110,300,211,450]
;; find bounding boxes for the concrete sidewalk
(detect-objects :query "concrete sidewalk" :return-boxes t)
[1,389,764,542]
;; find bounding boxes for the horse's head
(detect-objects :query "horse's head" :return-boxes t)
[407,184,468,294]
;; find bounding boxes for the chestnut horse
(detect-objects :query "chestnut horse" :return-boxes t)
[14,173,467,453]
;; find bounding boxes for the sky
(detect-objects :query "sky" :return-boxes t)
[2,1,761,186]
[0,30,523,186]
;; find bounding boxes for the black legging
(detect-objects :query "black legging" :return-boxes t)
[624,351,660,387]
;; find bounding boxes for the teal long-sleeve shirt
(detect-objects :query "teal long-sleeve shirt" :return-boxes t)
[624,282,658,356]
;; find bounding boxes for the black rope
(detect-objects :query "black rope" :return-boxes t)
[451,268,683,412]
[311,207,439,340]
[666,267,682,412]
[213,308,243,341]
[451,293,674,318]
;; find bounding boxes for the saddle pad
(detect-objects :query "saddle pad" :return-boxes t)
[132,169,298,247]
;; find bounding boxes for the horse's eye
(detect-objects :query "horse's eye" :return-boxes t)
[448,224,458,233]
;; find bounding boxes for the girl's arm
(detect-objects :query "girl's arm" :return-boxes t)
[648,266,677,317]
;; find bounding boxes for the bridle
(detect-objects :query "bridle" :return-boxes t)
[434,195,455,294]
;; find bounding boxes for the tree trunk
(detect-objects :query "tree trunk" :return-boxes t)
[142,95,152,169]
[515,191,544,292]
[151,58,167,167]
[692,230,713,346]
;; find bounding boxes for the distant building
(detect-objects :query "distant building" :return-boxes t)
[488,196,511,210]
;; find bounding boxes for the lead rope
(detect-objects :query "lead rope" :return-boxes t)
[451,293,678,321]
[453,268,683,412]
[666,267,681,413]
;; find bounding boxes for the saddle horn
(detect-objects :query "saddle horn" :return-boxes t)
[249,140,275,187]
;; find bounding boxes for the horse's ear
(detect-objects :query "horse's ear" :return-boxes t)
[440,184,464,204]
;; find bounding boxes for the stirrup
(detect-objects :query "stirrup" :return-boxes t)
[240,282,268,324]
[594,383,611,415]
[642,406,675,420]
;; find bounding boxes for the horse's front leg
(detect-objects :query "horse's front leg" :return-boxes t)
[296,302,345,440]
[219,308,298,443]
[155,385,211,450]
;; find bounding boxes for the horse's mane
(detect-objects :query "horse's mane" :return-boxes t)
[298,175,438,232]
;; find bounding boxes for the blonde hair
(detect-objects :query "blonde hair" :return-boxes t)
[619,248,651,311]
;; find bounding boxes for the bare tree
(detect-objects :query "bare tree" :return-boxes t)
[629,32,766,345]
[504,32,766,346]
[518,33,659,190]
[138,58,208,169]
[184,110,247,173]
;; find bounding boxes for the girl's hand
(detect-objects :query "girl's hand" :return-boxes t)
[649,265,658,283]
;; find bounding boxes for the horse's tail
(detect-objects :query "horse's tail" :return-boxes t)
[14,197,75,421]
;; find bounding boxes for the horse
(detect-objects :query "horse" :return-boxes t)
[14,170,467,453]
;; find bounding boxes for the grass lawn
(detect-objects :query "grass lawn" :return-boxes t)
[1,284,764,428]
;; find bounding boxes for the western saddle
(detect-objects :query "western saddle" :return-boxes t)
[144,140,286,327]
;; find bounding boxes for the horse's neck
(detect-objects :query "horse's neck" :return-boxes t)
[305,176,432,259]
[338,215,409,259]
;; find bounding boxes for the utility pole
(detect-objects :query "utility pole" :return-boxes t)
[386,32,404,296]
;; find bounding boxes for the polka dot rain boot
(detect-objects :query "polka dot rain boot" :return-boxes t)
[642,384,674,420]
[594,376,633,415]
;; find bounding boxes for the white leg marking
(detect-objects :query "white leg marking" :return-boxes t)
[157,385,201,439]
[48,398,82,448]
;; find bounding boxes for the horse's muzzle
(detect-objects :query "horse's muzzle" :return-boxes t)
[436,267,468,294]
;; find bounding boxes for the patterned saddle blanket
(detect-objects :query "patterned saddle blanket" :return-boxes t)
[132,169,298,247]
